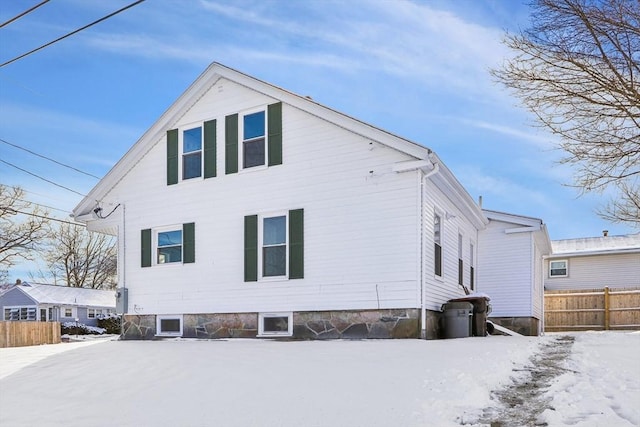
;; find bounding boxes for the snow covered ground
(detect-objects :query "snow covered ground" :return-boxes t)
[0,331,638,427]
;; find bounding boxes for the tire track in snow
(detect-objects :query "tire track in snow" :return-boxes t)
[473,335,575,427]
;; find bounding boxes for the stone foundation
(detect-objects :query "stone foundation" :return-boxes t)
[489,317,540,336]
[121,315,157,340]
[122,309,422,340]
[293,309,420,339]
[423,310,442,340]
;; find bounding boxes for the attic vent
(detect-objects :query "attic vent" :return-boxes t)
[603,230,609,237]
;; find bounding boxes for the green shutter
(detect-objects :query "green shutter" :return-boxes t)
[268,102,282,166]
[183,222,195,264]
[167,129,179,185]
[225,114,238,174]
[203,120,216,179]
[141,229,152,268]
[289,209,304,279]
[244,215,258,282]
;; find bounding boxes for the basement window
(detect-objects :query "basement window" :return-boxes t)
[258,312,293,337]
[156,315,183,337]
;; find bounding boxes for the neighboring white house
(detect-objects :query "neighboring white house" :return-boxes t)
[72,62,487,340]
[477,210,552,335]
[0,282,116,327]
[545,232,640,291]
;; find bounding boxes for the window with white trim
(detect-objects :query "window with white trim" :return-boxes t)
[258,312,293,337]
[156,315,183,336]
[434,213,442,277]
[550,260,568,277]
[261,214,287,278]
[62,307,74,318]
[87,309,103,319]
[242,110,266,169]
[3,306,36,321]
[458,233,463,286]
[157,228,182,264]
[182,126,203,180]
[469,242,475,291]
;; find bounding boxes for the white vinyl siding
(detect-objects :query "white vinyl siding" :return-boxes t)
[106,78,424,315]
[544,253,640,290]
[477,220,534,317]
[422,182,479,311]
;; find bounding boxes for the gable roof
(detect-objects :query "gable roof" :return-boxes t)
[551,233,640,257]
[72,62,486,228]
[8,283,115,307]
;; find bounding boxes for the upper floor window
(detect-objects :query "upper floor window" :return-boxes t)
[550,260,568,277]
[243,111,266,168]
[182,127,202,179]
[157,229,182,264]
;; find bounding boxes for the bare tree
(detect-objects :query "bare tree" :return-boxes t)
[493,0,640,225]
[41,222,117,289]
[0,185,50,281]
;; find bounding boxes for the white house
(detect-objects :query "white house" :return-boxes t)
[477,210,551,335]
[72,63,487,340]
[545,232,640,291]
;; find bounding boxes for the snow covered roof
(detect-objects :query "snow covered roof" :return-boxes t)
[551,233,640,257]
[13,283,116,308]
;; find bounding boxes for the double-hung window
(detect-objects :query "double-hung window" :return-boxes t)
[225,102,282,174]
[141,223,195,267]
[244,209,303,282]
[550,260,568,277]
[469,242,475,290]
[434,213,442,277]
[157,229,182,264]
[182,127,202,179]
[243,111,266,169]
[262,215,287,277]
[458,233,463,286]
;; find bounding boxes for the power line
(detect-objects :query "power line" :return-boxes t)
[1,138,101,179]
[4,185,77,208]
[0,0,146,68]
[0,158,86,197]
[3,207,85,227]
[16,198,70,214]
[0,0,50,29]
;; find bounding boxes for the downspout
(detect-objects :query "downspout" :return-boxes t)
[420,160,440,339]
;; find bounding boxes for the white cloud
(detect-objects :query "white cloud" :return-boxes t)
[79,1,512,100]
[460,118,557,149]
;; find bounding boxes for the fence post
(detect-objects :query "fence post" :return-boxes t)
[604,286,610,330]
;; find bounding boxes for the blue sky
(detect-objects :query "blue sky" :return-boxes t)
[1,0,636,281]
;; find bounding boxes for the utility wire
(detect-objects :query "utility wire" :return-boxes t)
[1,138,101,179]
[0,0,146,68]
[0,158,86,197]
[3,208,85,227]
[0,0,50,29]
[4,184,76,207]
[17,198,70,214]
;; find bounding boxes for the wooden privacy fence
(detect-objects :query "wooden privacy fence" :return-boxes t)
[545,287,640,332]
[0,321,61,348]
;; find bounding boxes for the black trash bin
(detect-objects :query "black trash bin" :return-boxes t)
[449,295,491,336]
[441,301,473,339]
